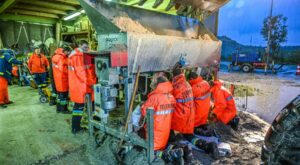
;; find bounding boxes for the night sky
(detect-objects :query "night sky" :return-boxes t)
[218,0,300,46]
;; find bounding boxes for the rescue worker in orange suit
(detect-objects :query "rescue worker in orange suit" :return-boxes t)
[68,40,96,134]
[188,72,212,134]
[211,80,239,130]
[52,46,72,113]
[171,68,219,159]
[139,73,184,163]
[28,46,50,93]
[0,49,23,109]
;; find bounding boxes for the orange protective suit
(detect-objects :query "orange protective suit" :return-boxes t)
[28,53,49,73]
[189,77,211,127]
[171,74,195,134]
[211,80,237,124]
[0,77,9,105]
[68,48,96,103]
[141,81,175,150]
[52,48,69,92]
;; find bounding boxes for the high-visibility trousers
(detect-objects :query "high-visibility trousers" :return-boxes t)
[0,77,9,105]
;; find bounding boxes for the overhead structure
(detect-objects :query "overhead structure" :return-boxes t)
[0,0,81,24]
[90,0,229,21]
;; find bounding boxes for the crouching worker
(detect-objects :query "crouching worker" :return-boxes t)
[52,45,72,113]
[136,73,185,163]
[188,72,211,134]
[211,80,239,130]
[172,68,219,159]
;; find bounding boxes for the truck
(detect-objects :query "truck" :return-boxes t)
[228,53,285,73]
[229,53,270,73]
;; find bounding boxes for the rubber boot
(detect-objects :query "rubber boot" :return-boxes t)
[49,96,56,106]
[194,139,219,159]
[0,104,7,109]
[56,104,61,113]
[61,104,71,114]
[163,147,184,164]
[72,116,82,134]
[229,117,240,131]
[182,144,193,164]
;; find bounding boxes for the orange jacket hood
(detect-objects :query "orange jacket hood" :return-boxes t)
[148,81,173,97]
[54,48,64,55]
[189,77,203,86]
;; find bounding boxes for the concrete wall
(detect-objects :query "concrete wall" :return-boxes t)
[0,21,54,52]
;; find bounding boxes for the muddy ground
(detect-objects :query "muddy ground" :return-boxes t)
[1,72,299,164]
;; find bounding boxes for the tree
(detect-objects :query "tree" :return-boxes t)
[261,14,288,63]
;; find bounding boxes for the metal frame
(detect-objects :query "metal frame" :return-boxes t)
[87,98,155,163]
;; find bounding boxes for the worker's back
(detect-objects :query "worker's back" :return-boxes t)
[68,48,96,103]
[52,48,68,92]
[171,73,195,134]
[211,81,237,124]
[141,81,175,150]
[189,76,211,127]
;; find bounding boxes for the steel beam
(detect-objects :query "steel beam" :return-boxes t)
[21,0,77,11]
[0,0,17,14]
[9,9,59,18]
[0,13,57,24]
[14,4,67,15]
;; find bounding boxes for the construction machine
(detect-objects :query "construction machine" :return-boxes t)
[78,0,229,163]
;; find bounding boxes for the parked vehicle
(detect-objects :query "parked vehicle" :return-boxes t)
[228,53,285,73]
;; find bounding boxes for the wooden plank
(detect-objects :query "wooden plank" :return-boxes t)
[0,0,17,14]
[52,0,80,5]
[21,0,77,11]
[14,4,67,15]
[9,9,59,18]
[0,13,57,24]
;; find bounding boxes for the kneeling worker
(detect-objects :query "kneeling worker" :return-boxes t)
[189,72,212,135]
[171,67,219,159]
[0,49,23,108]
[139,73,184,163]
[52,45,72,113]
[211,80,239,130]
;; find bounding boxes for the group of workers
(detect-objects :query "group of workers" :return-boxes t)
[0,40,95,136]
[1,40,238,163]
[0,46,50,109]
[138,65,238,163]
[51,40,95,134]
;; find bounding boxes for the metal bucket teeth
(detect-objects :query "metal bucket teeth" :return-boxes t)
[138,0,148,6]
[165,0,175,11]
[153,0,164,8]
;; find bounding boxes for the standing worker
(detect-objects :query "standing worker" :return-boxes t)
[52,46,72,113]
[68,40,96,134]
[211,80,239,130]
[0,49,23,108]
[188,72,211,132]
[28,46,50,93]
